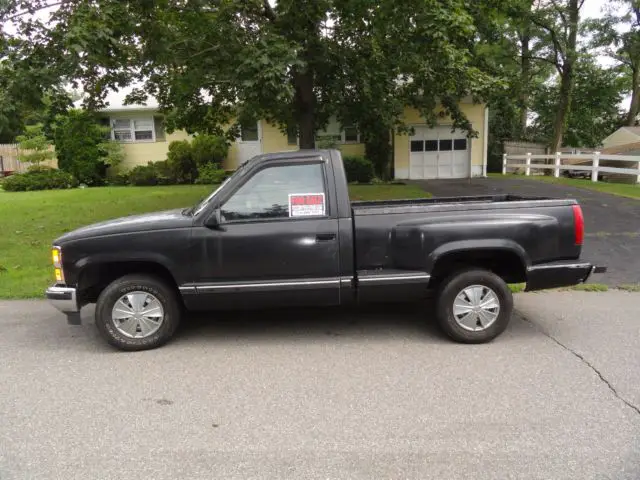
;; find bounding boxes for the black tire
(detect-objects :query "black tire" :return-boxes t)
[435,268,513,344]
[95,274,182,351]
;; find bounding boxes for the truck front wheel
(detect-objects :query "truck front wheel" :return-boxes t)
[95,274,182,351]
[435,269,513,343]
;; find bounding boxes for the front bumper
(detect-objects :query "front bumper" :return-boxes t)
[525,262,607,292]
[45,285,79,314]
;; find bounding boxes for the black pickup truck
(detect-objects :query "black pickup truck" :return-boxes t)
[46,149,604,351]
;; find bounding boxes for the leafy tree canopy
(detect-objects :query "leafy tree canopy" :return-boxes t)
[529,57,627,148]
[4,0,504,148]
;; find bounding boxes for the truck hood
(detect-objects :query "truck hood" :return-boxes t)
[54,208,193,245]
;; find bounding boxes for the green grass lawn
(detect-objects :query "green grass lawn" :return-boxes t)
[489,173,640,200]
[0,183,429,298]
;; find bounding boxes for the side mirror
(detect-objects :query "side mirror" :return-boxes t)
[205,208,223,229]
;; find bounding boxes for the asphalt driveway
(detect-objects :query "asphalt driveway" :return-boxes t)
[417,177,640,286]
[1,293,639,479]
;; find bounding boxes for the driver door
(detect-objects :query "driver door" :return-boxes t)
[193,159,341,309]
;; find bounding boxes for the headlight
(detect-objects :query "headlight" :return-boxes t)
[52,246,64,283]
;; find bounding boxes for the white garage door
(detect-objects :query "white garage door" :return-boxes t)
[409,126,470,179]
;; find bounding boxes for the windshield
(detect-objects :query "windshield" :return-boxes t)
[191,160,251,216]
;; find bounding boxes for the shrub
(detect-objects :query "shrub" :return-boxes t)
[107,172,130,186]
[191,134,228,167]
[26,164,54,173]
[128,164,159,186]
[166,140,197,183]
[127,161,177,186]
[54,110,123,185]
[150,160,176,185]
[342,155,374,183]
[16,124,55,168]
[2,169,78,192]
[195,164,228,184]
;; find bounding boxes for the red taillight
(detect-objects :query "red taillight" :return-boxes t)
[573,204,584,246]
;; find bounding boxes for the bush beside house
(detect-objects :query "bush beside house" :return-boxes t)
[195,163,229,184]
[54,109,124,185]
[117,134,229,186]
[342,155,375,183]
[2,166,78,191]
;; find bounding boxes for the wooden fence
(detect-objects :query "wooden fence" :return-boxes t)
[0,143,57,175]
[502,151,640,184]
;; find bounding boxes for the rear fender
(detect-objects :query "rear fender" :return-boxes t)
[426,239,530,285]
[427,239,530,271]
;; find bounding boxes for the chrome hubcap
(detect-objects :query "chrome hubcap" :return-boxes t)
[111,292,164,338]
[453,285,500,332]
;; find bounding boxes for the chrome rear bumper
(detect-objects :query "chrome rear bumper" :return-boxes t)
[525,262,607,292]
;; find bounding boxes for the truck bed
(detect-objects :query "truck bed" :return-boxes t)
[351,194,581,276]
[352,194,575,215]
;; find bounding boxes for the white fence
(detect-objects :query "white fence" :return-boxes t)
[502,151,640,183]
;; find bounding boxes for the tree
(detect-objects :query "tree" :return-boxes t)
[53,109,124,184]
[530,58,627,147]
[16,124,55,166]
[587,0,640,126]
[1,3,73,142]
[7,0,499,152]
[529,0,586,152]
[471,0,556,169]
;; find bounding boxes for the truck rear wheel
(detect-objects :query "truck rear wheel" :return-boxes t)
[435,269,513,343]
[95,274,182,351]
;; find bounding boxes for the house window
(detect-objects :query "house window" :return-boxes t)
[316,118,362,144]
[110,117,156,143]
[343,126,359,143]
[425,140,438,151]
[240,121,259,141]
[112,119,132,141]
[454,139,467,150]
[439,139,453,151]
[410,140,424,152]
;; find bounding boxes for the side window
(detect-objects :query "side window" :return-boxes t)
[221,163,327,222]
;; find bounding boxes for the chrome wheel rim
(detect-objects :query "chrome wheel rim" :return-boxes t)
[453,285,500,332]
[111,292,164,339]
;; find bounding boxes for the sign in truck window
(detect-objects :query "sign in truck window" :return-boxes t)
[288,193,326,217]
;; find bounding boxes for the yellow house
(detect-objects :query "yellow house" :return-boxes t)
[100,98,488,180]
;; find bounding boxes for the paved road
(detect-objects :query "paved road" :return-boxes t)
[418,178,640,287]
[1,294,639,479]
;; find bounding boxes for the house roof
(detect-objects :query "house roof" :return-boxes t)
[601,141,640,155]
[99,105,159,113]
[600,125,640,148]
[72,86,160,113]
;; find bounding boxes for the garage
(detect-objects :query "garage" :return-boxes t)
[408,126,470,179]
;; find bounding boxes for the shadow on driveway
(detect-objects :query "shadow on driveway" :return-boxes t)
[413,177,640,286]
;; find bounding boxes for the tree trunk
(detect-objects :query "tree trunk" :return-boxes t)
[364,127,391,179]
[626,67,639,126]
[518,28,531,138]
[550,66,574,153]
[293,69,316,149]
[549,0,580,154]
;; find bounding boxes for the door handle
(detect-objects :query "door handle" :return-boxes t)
[316,233,336,241]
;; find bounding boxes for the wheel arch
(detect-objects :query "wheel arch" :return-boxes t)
[427,240,529,289]
[76,259,181,306]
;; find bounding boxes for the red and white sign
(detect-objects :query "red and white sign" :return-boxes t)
[288,193,326,217]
